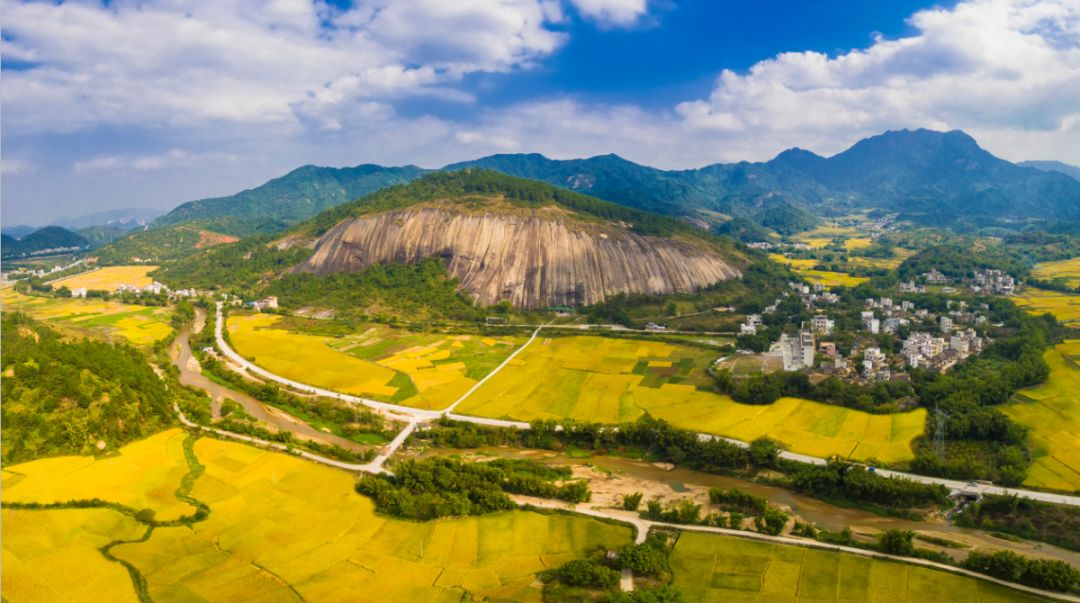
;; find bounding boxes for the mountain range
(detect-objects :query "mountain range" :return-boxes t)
[145,128,1080,239]
[2,226,90,260]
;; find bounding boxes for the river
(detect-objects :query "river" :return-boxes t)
[170,309,369,454]
[418,445,1080,566]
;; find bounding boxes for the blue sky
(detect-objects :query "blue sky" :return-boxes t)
[3,0,1078,225]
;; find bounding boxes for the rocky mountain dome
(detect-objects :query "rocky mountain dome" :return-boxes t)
[291,202,741,309]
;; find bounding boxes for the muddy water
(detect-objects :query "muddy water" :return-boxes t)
[422,446,1080,565]
[170,311,368,453]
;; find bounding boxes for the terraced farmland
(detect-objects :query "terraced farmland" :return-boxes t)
[49,265,158,292]
[1,287,172,346]
[670,531,1046,602]
[1,430,632,602]
[1004,341,1080,492]
[457,335,925,463]
[227,313,523,409]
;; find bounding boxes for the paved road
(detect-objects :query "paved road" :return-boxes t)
[171,324,371,454]
[441,323,545,415]
[514,496,1080,603]
[215,303,438,422]
[172,403,387,474]
[215,303,1080,508]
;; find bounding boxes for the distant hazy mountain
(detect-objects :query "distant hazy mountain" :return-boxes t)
[1,225,38,239]
[1019,160,1080,182]
[53,207,164,231]
[152,164,429,236]
[144,128,1080,240]
[452,129,1080,229]
[2,226,90,259]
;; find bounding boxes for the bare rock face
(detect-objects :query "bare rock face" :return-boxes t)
[293,206,741,309]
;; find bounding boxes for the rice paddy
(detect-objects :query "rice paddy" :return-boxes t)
[1,430,197,521]
[457,335,925,463]
[1,287,173,346]
[797,269,870,288]
[1031,257,1080,289]
[669,531,1046,602]
[227,314,523,409]
[50,265,158,292]
[1004,341,1080,492]
[1,431,632,603]
[1,508,145,603]
[1011,288,1080,328]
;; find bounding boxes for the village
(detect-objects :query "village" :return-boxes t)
[732,268,1019,386]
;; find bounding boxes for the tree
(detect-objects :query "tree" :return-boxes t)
[623,492,644,511]
[877,529,915,556]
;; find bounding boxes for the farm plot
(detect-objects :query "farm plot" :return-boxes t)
[669,531,1045,602]
[1,288,172,346]
[456,336,925,463]
[1,429,197,522]
[1032,257,1080,289]
[227,314,522,409]
[796,269,869,288]
[1004,342,1080,492]
[1011,288,1080,328]
[1,508,144,603]
[49,265,158,292]
[2,432,632,603]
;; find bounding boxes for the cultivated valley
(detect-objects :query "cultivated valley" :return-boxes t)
[5,5,1080,599]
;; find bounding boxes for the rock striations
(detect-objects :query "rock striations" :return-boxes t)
[293,206,741,309]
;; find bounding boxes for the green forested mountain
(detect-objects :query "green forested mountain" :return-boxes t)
[0,313,175,463]
[1,226,89,259]
[450,129,1080,230]
[76,224,130,247]
[93,224,238,264]
[1019,160,1080,182]
[151,163,429,236]
[140,130,1080,245]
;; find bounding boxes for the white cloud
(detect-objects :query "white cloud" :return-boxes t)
[568,0,649,27]
[673,0,1080,161]
[73,149,237,174]
[0,159,33,175]
[2,0,566,135]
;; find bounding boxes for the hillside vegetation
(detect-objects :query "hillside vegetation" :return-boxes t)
[152,163,428,236]
[0,313,174,463]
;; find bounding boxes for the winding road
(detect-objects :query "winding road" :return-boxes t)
[213,303,1080,507]
[513,495,1080,603]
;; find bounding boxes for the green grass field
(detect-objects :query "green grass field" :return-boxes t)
[2,431,632,603]
[228,314,522,409]
[457,335,925,463]
[1004,341,1080,492]
[670,531,1046,602]
[1,287,173,346]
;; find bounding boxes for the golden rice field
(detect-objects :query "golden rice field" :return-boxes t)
[50,265,158,292]
[228,314,522,409]
[1,430,197,521]
[843,237,873,250]
[1,508,144,603]
[1011,288,1080,328]
[791,269,869,289]
[768,254,817,270]
[1031,257,1080,289]
[669,531,1046,603]
[1004,341,1080,492]
[1,287,173,346]
[457,336,925,463]
[1,431,632,603]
